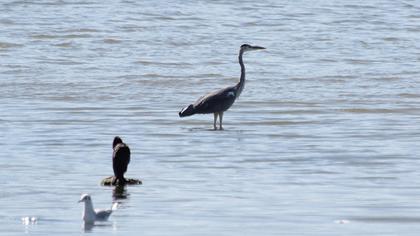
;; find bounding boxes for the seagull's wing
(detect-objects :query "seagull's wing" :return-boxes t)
[94,209,113,221]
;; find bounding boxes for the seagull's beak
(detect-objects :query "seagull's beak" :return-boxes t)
[251,46,266,50]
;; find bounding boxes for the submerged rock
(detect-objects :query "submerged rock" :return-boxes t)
[101,176,142,186]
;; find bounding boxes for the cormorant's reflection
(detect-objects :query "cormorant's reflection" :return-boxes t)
[112,184,129,200]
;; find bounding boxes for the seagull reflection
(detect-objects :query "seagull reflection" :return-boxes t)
[82,222,114,232]
[82,222,95,232]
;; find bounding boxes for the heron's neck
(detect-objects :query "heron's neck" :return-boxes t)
[237,50,245,97]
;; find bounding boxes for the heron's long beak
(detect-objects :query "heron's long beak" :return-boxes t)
[78,199,83,203]
[252,46,266,50]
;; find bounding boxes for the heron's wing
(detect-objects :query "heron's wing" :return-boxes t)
[94,209,113,221]
[193,86,237,114]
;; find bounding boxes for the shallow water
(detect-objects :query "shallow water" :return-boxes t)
[1,0,420,235]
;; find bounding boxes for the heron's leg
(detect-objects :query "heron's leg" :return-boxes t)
[213,113,218,130]
[219,112,224,130]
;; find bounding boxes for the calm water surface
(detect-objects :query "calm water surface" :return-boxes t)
[1,0,420,235]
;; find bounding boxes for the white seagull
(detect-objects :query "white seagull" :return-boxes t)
[78,194,118,224]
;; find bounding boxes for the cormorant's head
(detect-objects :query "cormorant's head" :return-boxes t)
[113,136,123,149]
[78,194,91,203]
[240,44,266,52]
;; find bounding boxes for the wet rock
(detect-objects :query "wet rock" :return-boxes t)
[101,176,142,186]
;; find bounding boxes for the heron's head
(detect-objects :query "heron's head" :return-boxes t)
[113,136,123,149]
[240,44,266,52]
[78,194,92,203]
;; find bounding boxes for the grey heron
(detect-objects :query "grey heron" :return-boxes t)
[112,136,130,185]
[179,44,265,130]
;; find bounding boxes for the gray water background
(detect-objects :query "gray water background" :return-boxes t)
[1,0,420,235]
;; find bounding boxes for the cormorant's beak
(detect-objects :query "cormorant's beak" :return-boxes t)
[252,46,266,50]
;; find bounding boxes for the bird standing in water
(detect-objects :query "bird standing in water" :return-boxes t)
[179,44,265,130]
[112,136,131,185]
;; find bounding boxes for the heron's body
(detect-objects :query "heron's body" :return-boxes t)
[179,44,265,130]
[112,136,130,185]
[191,85,237,114]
